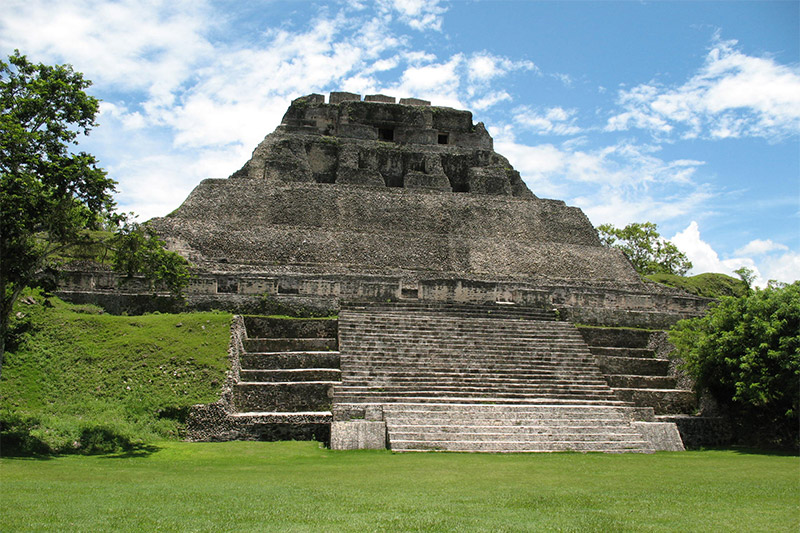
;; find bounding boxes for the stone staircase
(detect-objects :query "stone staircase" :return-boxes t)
[332,303,673,452]
[578,327,695,415]
[188,316,341,442]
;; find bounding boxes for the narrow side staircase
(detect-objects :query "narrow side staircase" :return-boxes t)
[188,316,341,442]
[578,327,695,415]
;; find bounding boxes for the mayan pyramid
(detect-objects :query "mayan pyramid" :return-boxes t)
[143,93,712,451]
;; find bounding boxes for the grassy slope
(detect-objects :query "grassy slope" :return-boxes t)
[1,441,798,532]
[645,272,746,299]
[0,293,231,453]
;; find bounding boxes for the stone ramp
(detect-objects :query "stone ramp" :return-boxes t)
[332,303,674,452]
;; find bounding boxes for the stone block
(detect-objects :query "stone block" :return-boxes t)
[335,168,385,187]
[330,420,387,450]
[399,98,431,106]
[330,91,361,104]
[403,171,452,191]
[292,93,324,105]
[364,94,396,103]
[633,421,685,451]
[467,166,512,195]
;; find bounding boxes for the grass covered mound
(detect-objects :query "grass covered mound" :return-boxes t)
[0,292,231,455]
[645,272,746,299]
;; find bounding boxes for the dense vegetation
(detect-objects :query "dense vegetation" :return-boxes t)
[2,441,798,531]
[0,291,231,454]
[646,272,747,299]
[670,281,800,448]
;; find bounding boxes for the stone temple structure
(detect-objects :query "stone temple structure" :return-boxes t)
[62,92,721,451]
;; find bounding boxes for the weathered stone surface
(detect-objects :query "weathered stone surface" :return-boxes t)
[633,421,685,451]
[330,421,387,450]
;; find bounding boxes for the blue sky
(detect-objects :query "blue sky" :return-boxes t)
[3,0,798,284]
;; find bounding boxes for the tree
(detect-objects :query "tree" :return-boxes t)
[112,219,189,296]
[669,281,800,448]
[597,221,692,276]
[1,50,116,366]
[0,52,189,371]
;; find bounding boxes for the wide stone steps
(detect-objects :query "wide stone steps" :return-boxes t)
[335,384,615,396]
[390,439,649,453]
[341,375,609,386]
[335,392,625,404]
[380,404,651,453]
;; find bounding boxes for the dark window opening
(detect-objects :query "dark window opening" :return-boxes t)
[401,288,419,299]
[438,133,449,145]
[217,278,238,294]
[378,128,395,141]
[277,284,299,295]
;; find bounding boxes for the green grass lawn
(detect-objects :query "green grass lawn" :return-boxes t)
[1,441,798,532]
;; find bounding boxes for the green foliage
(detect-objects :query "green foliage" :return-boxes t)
[1,52,191,362]
[1,50,116,356]
[0,291,231,454]
[112,220,190,296]
[597,221,692,276]
[669,281,800,447]
[646,272,747,299]
[1,442,799,531]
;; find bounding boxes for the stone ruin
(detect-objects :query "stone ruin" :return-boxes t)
[59,92,729,451]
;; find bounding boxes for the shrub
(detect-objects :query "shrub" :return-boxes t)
[669,281,800,448]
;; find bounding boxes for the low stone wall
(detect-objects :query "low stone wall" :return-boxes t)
[58,268,709,329]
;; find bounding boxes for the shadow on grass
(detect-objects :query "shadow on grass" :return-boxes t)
[691,445,800,457]
[98,444,161,459]
[1,443,161,460]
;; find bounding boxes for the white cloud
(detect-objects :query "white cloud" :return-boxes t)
[734,239,790,257]
[670,222,799,286]
[467,52,536,82]
[514,106,582,136]
[470,91,512,111]
[606,36,800,140]
[380,0,447,31]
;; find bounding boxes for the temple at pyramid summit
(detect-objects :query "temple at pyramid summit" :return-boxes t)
[61,92,725,451]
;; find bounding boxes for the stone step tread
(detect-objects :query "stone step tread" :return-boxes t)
[388,433,646,442]
[230,411,333,422]
[245,351,342,356]
[237,380,341,386]
[613,387,693,393]
[589,347,657,357]
[334,396,629,405]
[389,441,650,451]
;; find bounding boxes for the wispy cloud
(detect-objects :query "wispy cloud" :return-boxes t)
[606,35,800,140]
[513,106,582,136]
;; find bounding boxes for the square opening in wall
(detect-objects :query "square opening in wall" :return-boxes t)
[379,128,395,141]
[438,133,449,145]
